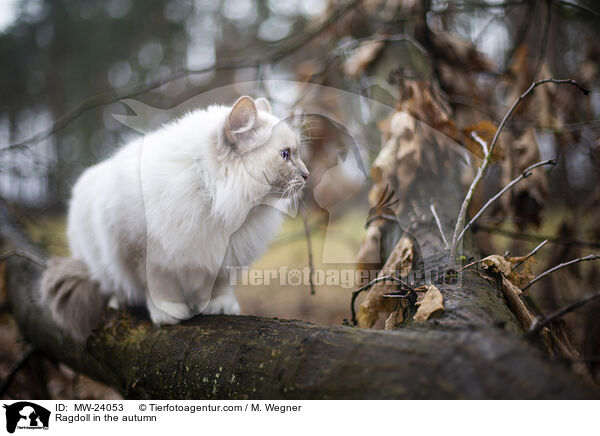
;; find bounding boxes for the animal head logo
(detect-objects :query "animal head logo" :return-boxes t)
[2,402,50,433]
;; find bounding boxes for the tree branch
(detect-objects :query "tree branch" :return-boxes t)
[449,79,590,266]
[4,254,596,399]
[0,345,35,398]
[532,0,552,80]
[512,240,549,271]
[522,254,600,292]
[430,204,449,250]
[527,291,600,338]
[552,0,600,18]
[471,223,600,249]
[457,159,556,243]
[299,204,316,295]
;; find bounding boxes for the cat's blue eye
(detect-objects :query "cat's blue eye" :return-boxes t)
[281,148,290,161]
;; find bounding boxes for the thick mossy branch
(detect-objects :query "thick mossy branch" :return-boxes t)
[4,255,597,399]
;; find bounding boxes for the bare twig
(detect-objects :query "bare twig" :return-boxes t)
[457,258,482,273]
[457,159,556,243]
[527,291,600,338]
[0,61,257,153]
[471,223,600,249]
[512,240,549,271]
[552,0,600,18]
[1,0,363,153]
[430,204,449,250]
[458,238,550,275]
[522,254,600,292]
[0,249,46,267]
[448,78,590,266]
[532,0,552,80]
[470,132,488,156]
[0,345,35,398]
[350,275,409,325]
[299,205,316,295]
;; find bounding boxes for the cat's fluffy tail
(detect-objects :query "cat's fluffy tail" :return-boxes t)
[40,257,107,341]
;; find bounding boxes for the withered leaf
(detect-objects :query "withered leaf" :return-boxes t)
[413,284,444,322]
[355,221,383,274]
[357,235,414,328]
[480,254,535,289]
[343,40,385,78]
[503,128,549,229]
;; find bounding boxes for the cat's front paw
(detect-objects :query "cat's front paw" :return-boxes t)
[148,301,191,325]
[202,294,241,315]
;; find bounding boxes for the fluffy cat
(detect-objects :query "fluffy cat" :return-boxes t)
[41,96,309,338]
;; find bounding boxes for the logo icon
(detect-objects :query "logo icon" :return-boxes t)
[2,402,50,433]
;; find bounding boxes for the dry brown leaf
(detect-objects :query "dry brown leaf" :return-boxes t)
[481,254,512,276]
[355,221,383,274]
[384,308,404,330]
[343,40,385,78]
[356,235,414,328]
[430,30,494,72]
[413,284,444,322]
[505,128,548,229]
[480,254,535,289]
[507,256,536,289]
[397,79,460,143]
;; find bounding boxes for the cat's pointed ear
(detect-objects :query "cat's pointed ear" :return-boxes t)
[255,97,271,113]
[226,96,257,141]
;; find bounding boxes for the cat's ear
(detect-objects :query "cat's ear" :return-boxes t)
[226,96,257,142]
[255,97,271,113]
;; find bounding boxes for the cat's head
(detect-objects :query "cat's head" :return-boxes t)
[222,96,309,200]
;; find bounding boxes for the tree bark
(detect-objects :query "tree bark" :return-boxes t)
[3,254,597,399]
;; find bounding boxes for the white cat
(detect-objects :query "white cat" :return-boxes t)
[41,96,308,337]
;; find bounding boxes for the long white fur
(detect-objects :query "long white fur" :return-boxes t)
[67,97,302,324]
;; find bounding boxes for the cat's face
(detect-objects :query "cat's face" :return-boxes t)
[224,96,309,199]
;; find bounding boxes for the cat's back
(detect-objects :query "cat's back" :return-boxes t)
[67,138,145,255]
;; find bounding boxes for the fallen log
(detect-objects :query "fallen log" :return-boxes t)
[3,253,597,399]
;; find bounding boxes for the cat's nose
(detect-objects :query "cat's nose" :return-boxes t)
[301,171,309,180]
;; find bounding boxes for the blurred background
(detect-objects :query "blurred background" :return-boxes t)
[1,0,599,398]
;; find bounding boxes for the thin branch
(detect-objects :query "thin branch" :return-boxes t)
[0,346,35,398]
[0,61,258,153]
[437,0,528,13]
[430,204,449,250]
[552,0,600,18]
[350,275,409,326]
[512,240,549,271]
[0,0,363,153]
[471,223,600,249]
[457,258,483,273]
[448,78,590,266]
[299,205,316,296]
[522,254,600,292]
[527,291,600,338]
[0,249,46,267]
[532,0,552,80]
[471,131,488,156]
[457,159,556,243]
